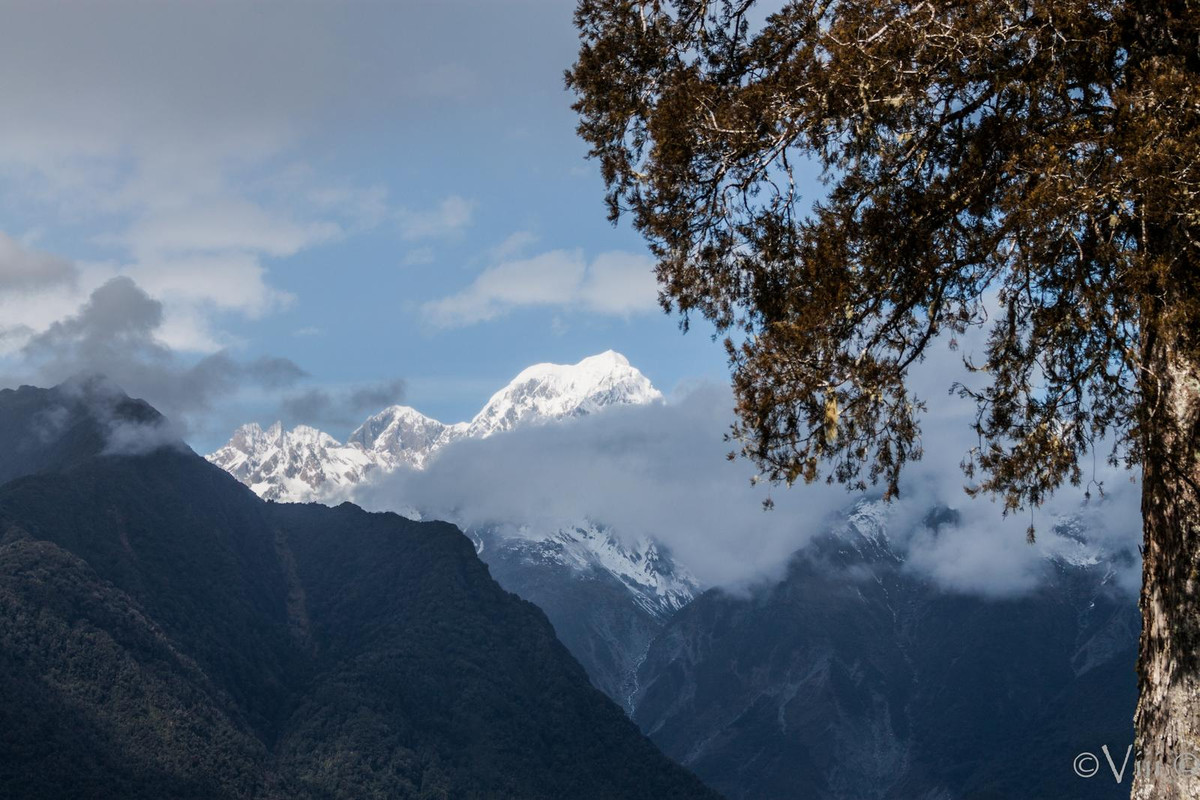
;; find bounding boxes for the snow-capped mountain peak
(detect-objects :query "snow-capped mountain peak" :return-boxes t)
[208,350,662,503]
[204,352,694,664]
[347,404,465,470]
[479,521,698,618]
[207,421,376,502]
[464,350,662,439]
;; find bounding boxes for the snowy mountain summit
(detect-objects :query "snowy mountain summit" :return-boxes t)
[464,350,661,439]
[207,351,662,503]
[208,421,375,502]
[347,405,466,471]
[207,351,693,630]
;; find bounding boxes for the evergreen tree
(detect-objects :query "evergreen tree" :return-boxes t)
[567,2,1199,796]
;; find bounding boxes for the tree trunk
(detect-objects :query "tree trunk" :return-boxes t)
[1132,325,1200,799]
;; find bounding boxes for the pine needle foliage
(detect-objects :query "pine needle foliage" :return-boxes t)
[567,0,1199,511]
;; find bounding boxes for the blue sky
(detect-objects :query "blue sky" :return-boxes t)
[0,0,1143,592]
[0,0,730,451]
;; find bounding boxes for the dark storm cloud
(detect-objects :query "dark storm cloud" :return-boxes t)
[18,276,308,429]
[348,379,407,412]
[280,378,406,432]
[51,374,188,457]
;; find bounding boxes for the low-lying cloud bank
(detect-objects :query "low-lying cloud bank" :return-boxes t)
[356,379,1142,597]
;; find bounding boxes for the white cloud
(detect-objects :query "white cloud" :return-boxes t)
[0,1,595,358]
[423,248,659,327]
[358,383,829,586]
[398,195,475,241]
[0,240,104,355]
[124,253,293,317]
[1,156,361,353]
[121,201,340,260]
[306,184,391,232]
[0,5,420,356]
[358,318,1141,595]
[578,251,661,314]
[0,151,364,355]
[148,305,227,354]
[424,249,584,326]
[356,377,1142,595]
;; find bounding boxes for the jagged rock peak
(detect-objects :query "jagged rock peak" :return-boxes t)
[207,422,374,503]
[347,405,464,471]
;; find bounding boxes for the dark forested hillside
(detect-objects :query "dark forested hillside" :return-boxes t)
[0,381,164,485]
[0,383,718,800]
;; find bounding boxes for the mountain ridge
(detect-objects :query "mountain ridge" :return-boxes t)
[0,381,721,800]
[206,351,696,663]
[629,500,1139,800]
[208,350,663,504]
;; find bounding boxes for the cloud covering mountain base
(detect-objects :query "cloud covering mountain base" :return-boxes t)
[355,377,1142,595]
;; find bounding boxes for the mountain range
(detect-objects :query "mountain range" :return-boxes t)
[208,350,662,503]
[0,379,718,799]
[632,502,1139,800]
[208,351,697,703]
[208,350,1141,800]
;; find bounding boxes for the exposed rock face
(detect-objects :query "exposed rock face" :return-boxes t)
[631,505,1140,800]
[474,522,698,709]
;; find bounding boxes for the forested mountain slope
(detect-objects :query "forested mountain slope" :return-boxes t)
[0,381,718,800]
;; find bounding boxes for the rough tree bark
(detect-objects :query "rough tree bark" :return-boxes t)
[1133,315,1200,798]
